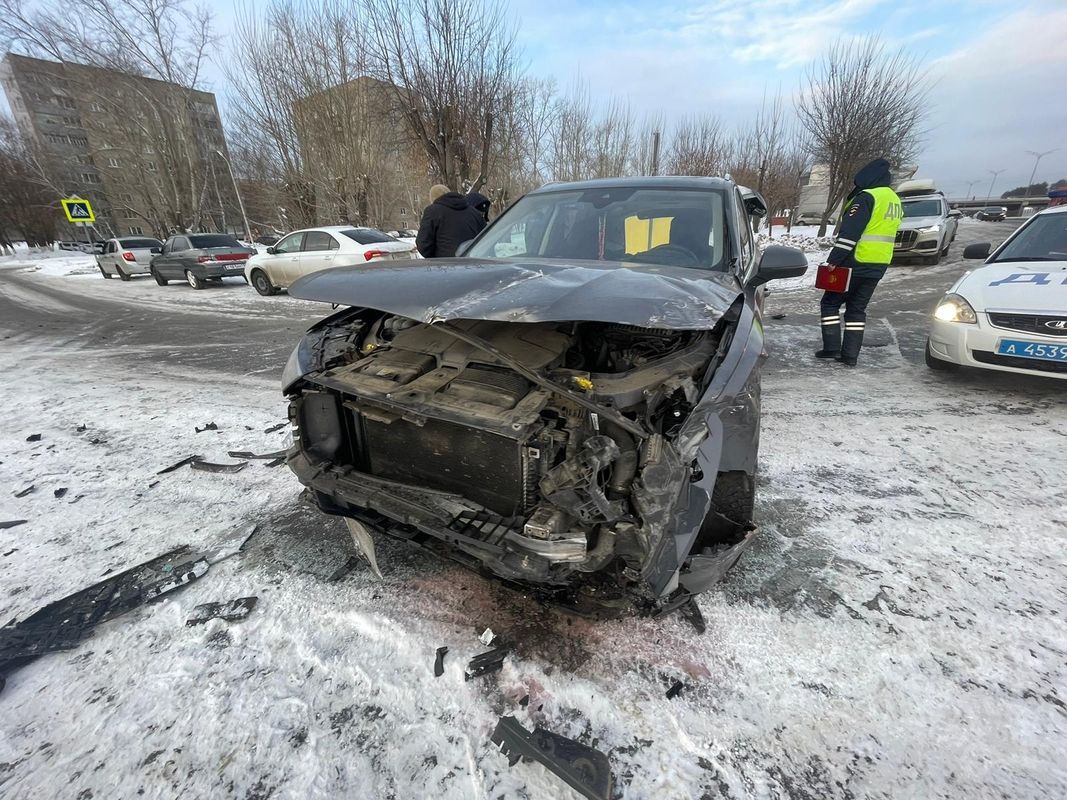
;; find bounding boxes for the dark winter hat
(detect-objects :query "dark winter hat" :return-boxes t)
[466,192,491,213]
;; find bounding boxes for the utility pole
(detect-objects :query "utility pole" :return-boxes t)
[216,149,253,243]
[1023,148,1057,210]
[964,179,980,200]
[986,169,1005,204]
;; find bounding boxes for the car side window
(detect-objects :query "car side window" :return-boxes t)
[107,241,117,254]
[275,232,305,254]
[172,237,189,251]
[302,231,333,252]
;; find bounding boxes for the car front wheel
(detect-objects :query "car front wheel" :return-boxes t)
[251,269,277,296]
[186,270,206,290]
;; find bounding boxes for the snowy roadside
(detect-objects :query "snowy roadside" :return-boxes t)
[1,322,1065,798]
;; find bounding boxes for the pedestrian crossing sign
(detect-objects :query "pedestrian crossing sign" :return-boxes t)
[61,197,95,223]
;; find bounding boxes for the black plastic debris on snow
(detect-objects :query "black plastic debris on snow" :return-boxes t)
[465,645,510,681]
[264,457,286,468]
[53,488,68,499]
[0,520,28,530]
[186,597,258,626]
[490,716,613,800]
[680,598,706,635]
[25,433,42,442]
[666,680,685,700]
[433,646,448,677]
[0,525,258,693]
[194,422,219,433]
[227,449,287,461]
[13,485,34,498]
[190,460,248,474]
[157,455,203,475]
[263,422,287,434]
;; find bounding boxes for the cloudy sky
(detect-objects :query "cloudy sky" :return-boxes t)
[496,0,1066,198]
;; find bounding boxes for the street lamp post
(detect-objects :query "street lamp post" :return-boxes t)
[986,169,1005,204]
[964,179,980,200]
[1023,148,1057,211]
[216,149,253,244]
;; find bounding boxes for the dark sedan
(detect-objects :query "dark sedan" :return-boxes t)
[976,206,1007,222]
[279,177,809,614]
[150,234,256,289]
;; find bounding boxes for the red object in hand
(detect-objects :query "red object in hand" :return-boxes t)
[815,263,852,292]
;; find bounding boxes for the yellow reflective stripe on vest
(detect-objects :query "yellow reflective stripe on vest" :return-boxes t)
[854,187,902,265]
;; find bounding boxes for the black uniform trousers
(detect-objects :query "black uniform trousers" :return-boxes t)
[820,275,881,358]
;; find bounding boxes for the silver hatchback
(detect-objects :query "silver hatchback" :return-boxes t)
[96,236,163,281]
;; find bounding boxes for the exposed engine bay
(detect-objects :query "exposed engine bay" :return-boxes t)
[288,306,751,611]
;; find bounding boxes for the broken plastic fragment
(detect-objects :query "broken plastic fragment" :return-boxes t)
[490,716,613,800]
[479,627,495,646]
[666,680,684,699]
[194,422,219,433]
[185,596,258,626]
[226,449,288,460]
[53,488,68,499]
[465,646,510,681]
[190,460,248,473]
[14,485,35,498]
[156,455,203,474]
[434,646,448,677]
[263,422,287,434]
[0,520,28,530]
[344,518,383,579]
[680,598,706,635]
[25,433,42,442]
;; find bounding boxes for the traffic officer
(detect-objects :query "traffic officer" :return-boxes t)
[816,158,902,366]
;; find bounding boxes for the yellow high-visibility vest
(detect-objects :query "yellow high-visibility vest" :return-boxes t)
[847,187,902,264]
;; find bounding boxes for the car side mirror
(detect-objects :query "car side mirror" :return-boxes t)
[266,246,277,255]
[456,239,473,256]
[743,191,769,218]
[963,242,991,260]
[749,245,809,287]
[150,246,162,254]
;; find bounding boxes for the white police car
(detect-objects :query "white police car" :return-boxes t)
[925,204,1067,380]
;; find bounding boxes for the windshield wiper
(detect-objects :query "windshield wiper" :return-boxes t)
[432,322,648,440]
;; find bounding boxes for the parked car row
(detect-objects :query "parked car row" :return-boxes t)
[93,226,419,292]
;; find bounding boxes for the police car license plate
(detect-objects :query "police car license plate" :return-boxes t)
[996,339,1067,362]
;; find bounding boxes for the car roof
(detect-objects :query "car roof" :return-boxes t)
[528,176,735,194]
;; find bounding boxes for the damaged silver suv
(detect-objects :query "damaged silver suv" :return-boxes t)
[280,177,808,613]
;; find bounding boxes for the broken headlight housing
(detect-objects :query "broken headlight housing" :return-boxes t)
[933,293,977,324]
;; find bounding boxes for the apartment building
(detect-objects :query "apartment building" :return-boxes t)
[1,52,240,239]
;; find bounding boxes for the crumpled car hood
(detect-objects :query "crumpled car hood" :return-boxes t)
[288,258,741,330]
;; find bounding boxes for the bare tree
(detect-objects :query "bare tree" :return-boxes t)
[666,114,732,177]
[0,115,57,249]
[795,38,930,235]
[364,0,520,192]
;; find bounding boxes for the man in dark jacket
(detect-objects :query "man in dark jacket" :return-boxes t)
[466,191,491,224]
[816,158,903,366]
[415,184,486,258]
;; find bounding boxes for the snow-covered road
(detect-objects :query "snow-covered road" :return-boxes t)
[1,230,1065,799]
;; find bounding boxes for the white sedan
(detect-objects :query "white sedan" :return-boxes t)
[244,226,417,296]
[926,205,1067,380]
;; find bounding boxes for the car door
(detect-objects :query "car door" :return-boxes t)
[266,232,305,287]
[169,236,193,276]
[153,238,175,275]
[99,240,116,273]
[288,230,339,283]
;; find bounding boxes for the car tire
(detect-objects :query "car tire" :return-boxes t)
[697,471,755,545]
[925,340,958,372]
[98,264,112,279]
[186,270,206,290]
[251,269,277,296]
[151,268,168,286]
[116,264,131,281]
